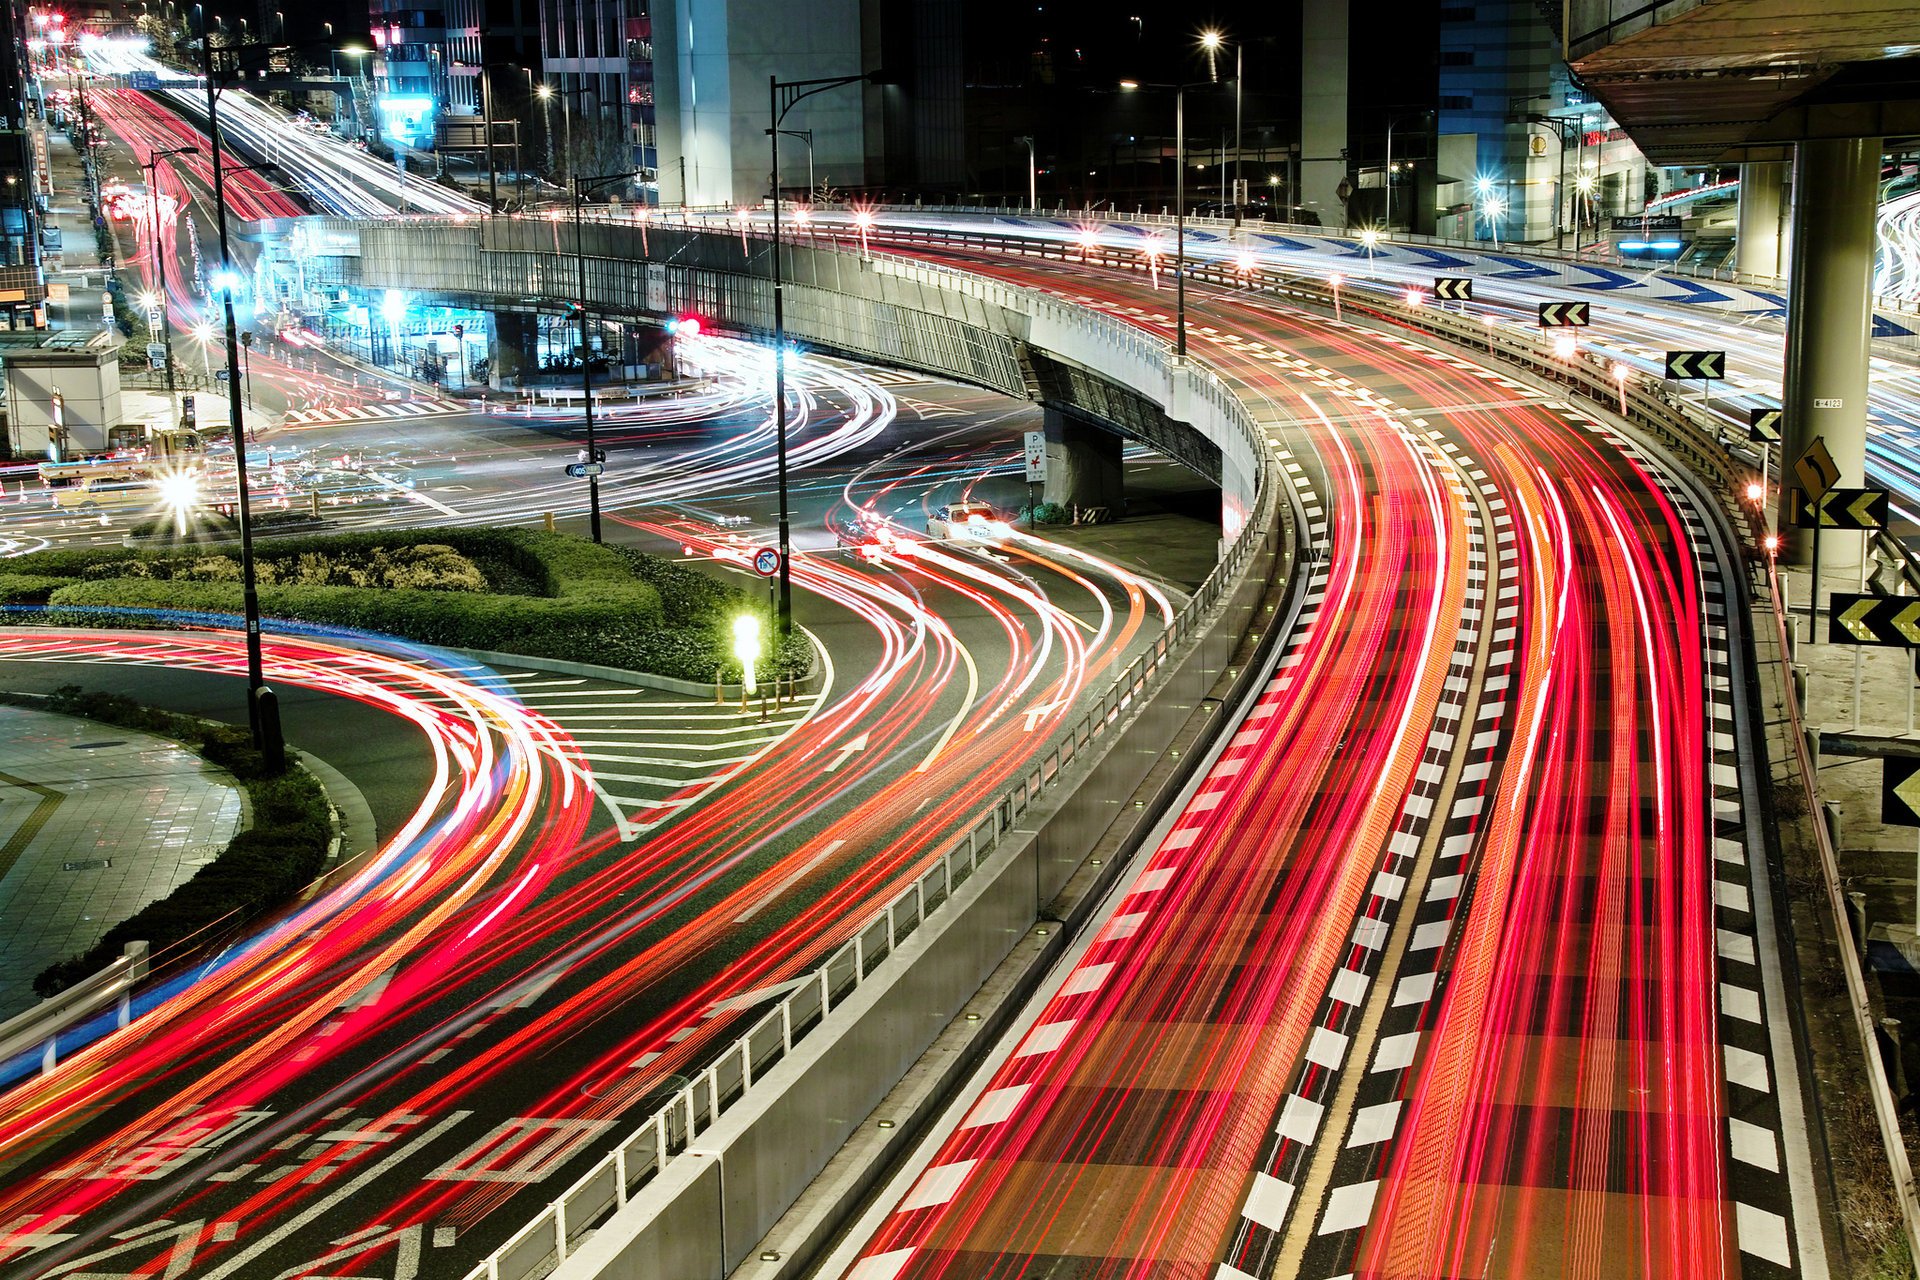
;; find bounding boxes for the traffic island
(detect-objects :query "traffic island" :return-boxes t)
[0,526,812,685]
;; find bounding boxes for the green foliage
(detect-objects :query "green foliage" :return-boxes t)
[3,527,814,682]
[1024,501,1070,526]
[23,687,332,996]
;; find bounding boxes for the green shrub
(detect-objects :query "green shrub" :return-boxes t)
[7,527,813,682]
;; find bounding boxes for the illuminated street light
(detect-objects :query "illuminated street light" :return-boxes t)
[1612,359,1629,413]
[852,208,875,260]
[733,613,761,709]
[1329,271,1342,320]
[154,466,201,536]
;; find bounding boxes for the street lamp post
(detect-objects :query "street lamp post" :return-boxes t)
[1121,77,1223,360]
[1383,112,1428,233]
[539,83,597,190]
[768,68,883,638]
[571,169,636,543]
[1015,135,1036,211]
[776,129,814,201]
[142,144,196,423]
[1200,32,1241,229]
[200,31,281,767]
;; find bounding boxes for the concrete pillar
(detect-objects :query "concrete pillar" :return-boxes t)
[1779,138,1880,574]
[1042,409,1123,514]
[490,311,540,390]
[1299,0,1350,228]
[1736,161,1785,278]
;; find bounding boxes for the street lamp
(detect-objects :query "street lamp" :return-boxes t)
[1015,135,1036,211]
[776,129,815,202]
[571,169,637,543]
[538,82,597,190]
[1481,194,1507,246]
[1120,76,1227,360]
[1198,30,1241,229]
[142,144,196,423]
[198,32,281,768]
[769,68,886,638]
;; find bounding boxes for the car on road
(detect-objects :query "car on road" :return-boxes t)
[834,512,891,551]
[926,500,1004,542]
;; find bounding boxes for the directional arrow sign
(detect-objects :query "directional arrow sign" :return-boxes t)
[1433,277,1473,301]
[1792,435,1839,500]
[1748,407,1782,443]
[1826,594,1920,647]
[1664,349,1727,380]
[1885,758,1920,826]
[1537,300,1590,328]
[1790,487,1889,530]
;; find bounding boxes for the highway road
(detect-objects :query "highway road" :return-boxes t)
[817,234,1819,1279]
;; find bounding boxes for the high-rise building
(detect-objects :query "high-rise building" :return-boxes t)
[1,3,47,331]
[536,0,654,181]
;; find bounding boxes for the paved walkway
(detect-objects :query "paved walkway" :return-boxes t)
[0,706,244,1020]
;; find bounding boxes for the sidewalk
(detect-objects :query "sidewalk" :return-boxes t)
[37,115,116,335]
[0,706,245,1020]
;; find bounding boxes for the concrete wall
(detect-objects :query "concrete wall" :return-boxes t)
[652,0,867,207]
[1298,0,1349,228]
[3,351,122,457]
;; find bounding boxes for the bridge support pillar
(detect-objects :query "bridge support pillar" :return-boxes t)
[1736,160,1786,278]
[490,311,540,390]
[1043,409,1124,516]
[1779,137,1880,575]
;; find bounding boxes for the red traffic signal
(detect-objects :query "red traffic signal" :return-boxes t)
[664,315,701,337]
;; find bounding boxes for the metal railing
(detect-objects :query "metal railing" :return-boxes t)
[0,942,149,1081]
[458,265,1273,1280]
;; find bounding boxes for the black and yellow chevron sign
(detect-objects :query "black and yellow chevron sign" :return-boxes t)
[1884,758,1920,827]
[1789,487,1888,530]
[1748,407,1782,443]
[1664,349,1726,379]
[1537,301,1590,327]
[1828,593,1920,648]
[1433,277,1472,301]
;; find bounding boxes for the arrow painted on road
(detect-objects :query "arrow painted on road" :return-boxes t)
[1022,699,1066,731]
[824,732,870,772]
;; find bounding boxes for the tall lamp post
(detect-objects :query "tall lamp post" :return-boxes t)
[776,128,814,201]
[538,82,597,191]
[1199,31,1240,229]
[571,169,636,543]
[200,29,281,767]
[1015,135,1036,211]
[768,68,883,638]
[1121,77,1225,360]
[141,144,196,423]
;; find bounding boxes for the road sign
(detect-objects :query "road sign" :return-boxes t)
[127,70,159,90]
[1537,301,1590,328]
[1790,487,1888,530]
[1749,407,1782,443]
[1886,758,1920,826]
[564,461,604,479]
[1024,429,1047,483]
[1792,435,1839,499]
[752,546,782,577]
[1664,350,1726,380]
[146,342,167,370]
[1828,593,1920,647]
[215,367,231,381]
[1433,277,1472,301]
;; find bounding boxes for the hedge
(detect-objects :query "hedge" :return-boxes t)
[12,686,334,996]
[5,527,808,682]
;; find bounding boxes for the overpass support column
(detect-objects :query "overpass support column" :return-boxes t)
[1735,160,1785,278]
[490,311,540,391]
[1779,137,1880,575]
[1042,409,1124,515]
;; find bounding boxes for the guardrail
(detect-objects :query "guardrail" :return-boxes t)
[0,941,148,1079]
[458,261,1273,1280]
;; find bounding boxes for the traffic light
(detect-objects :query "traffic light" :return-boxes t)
[663,314,702,337]
[577,447,606,464]
[453,322,465,339]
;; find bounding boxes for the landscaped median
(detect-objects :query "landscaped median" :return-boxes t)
[0,527,810,683]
